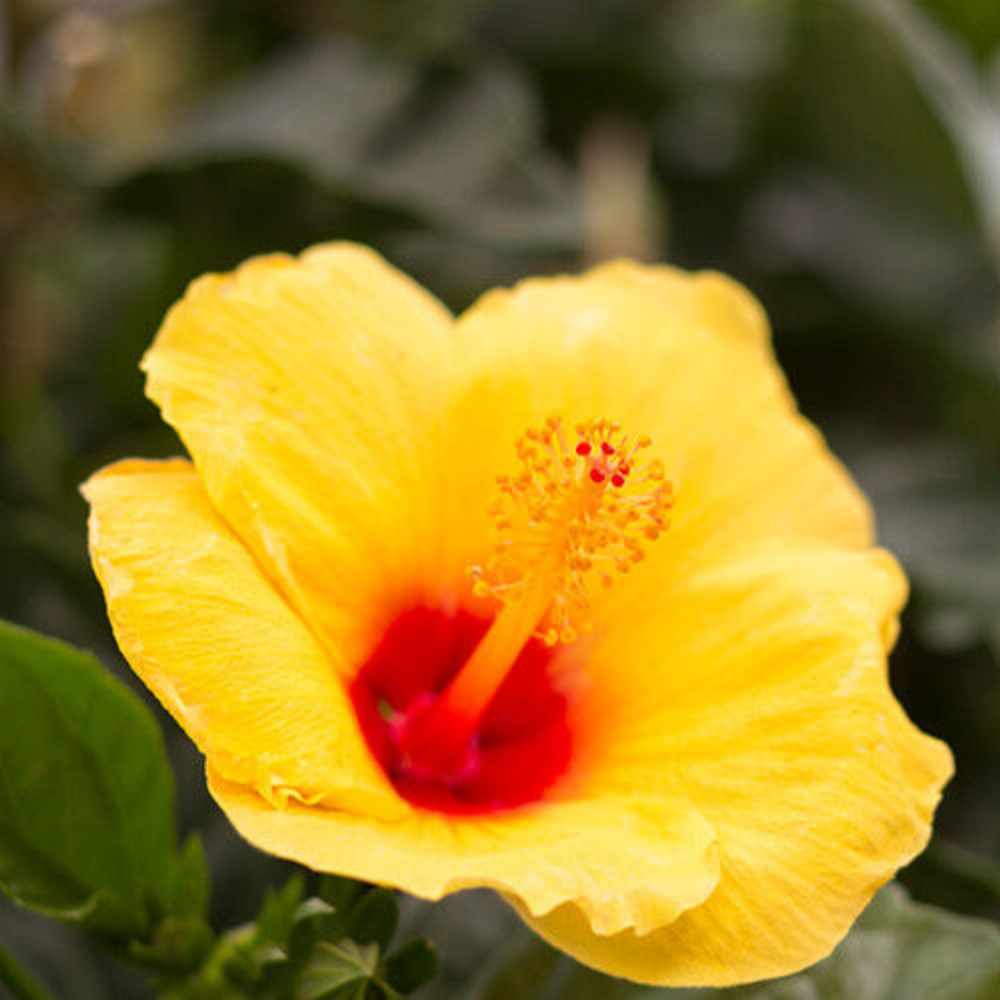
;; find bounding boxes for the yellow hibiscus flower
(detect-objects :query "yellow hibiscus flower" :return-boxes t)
[82,243,952,987]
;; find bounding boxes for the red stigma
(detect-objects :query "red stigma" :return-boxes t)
[611,473,626,488]
[575,441,592,456]
[589,467,606,484]
[600,442,616,456]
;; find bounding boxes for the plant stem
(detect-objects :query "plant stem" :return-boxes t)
[0,939,54,1000]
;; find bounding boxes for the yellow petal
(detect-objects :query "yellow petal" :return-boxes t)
[82,459,400,818]
[522,541,952,985]
[142,243,454,668]
[440,260,872,586]
[207,768,720,937]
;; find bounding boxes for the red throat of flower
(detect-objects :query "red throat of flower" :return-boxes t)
[350,416,673,813]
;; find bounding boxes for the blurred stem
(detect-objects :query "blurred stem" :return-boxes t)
[0,939,54,1000]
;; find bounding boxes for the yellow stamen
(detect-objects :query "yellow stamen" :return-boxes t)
[397,416,673,776]
[445,415,673,732]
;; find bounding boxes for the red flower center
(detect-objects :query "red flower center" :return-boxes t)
[350,418,671,815]
[350,606,574,814]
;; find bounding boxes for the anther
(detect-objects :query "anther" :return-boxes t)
[470,415,674,648]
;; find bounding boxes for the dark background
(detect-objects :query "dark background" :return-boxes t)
[3,0,1000,995]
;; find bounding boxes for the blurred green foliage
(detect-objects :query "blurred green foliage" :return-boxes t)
[3,0,1000,996]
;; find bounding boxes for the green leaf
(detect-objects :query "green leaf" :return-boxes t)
[270,893,344,988]
[319,876,365,941]
[844,0,1000,273]
[0,620,180,936]
[737,0,995,329]
[320,876,365,916]
[346,889,399,952]
[255,874,307,948]
[917,0,1000,62]
[383,938,438,995]
[478,884,1000,999]
[296,898,336,925]
[164,834,210,920]
[127,915,214,977]
[299,940,379,1000]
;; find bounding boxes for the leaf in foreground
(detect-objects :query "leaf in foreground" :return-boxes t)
[300,940,381,1000]
[0,620,204,937]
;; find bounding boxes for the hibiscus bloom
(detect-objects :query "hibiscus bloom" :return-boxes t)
[83,244,951,986]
